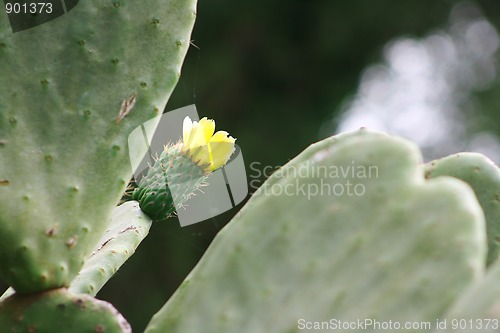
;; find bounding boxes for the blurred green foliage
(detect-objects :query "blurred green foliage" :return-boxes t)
[3,1,500,331]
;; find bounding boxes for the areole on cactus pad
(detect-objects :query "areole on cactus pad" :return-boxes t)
[0,0,197,293]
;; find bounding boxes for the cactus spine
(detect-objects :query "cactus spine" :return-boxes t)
[132,142,209,220]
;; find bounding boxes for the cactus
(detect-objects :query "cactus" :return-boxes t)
[144,129,486,333]
[0,288,131,333]
[0,0,197,293]
[1,0,499,331]
[424,153,500,266]
[0,201,152,300]
[132,116,236,220]
[0,0,199,330]
[437,260,500,333]
[69,201,152,296]
[132,142,208,220]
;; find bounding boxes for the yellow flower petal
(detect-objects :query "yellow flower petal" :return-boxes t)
[182,116,237,172]
[189,145,211,166]
[209,131,236,170]
[209,142,235,170]
[198,117,215,143]
[185,120,208,150]
[182,116,193,145]
[210,131,235,143]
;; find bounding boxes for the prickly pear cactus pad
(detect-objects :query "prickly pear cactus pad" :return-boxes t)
[424,153,500,266]
[145,130,486,333]
[436,260,500,333]
[0,288,131,333]
[69,201,152,296]
[0,0,197,293]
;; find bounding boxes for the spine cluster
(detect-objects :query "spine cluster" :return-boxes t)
[132,143,208,220]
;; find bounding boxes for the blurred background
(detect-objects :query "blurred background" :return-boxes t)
[12,0,500,331]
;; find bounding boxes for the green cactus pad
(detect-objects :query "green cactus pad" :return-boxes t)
[69,201,152,296]
[435,260,500,333]
[0,288,131,333]
[0,0,197,292]
[425,153,500,266]
[145,130,486,333]
[132,143,208,220]
[1,201,152,300]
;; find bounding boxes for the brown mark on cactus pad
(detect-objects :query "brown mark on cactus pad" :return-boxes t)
[65,236,78,249]
[115,93,137,124]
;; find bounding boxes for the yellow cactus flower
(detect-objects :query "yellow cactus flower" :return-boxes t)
[182,116,236,172]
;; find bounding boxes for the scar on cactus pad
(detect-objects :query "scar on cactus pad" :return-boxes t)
[131,116,236,221]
